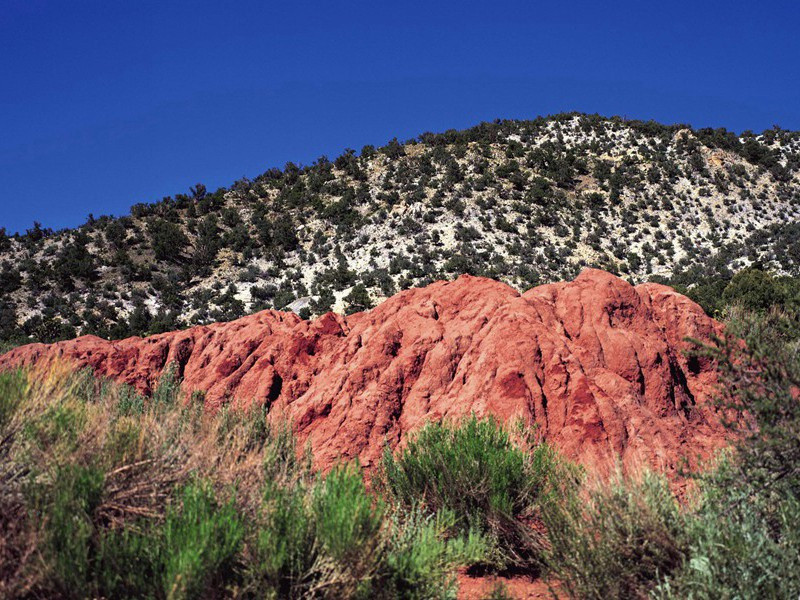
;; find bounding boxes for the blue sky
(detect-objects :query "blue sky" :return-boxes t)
[1,0,798,233]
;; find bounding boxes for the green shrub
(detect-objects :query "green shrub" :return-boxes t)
[1,366,565,599]
[541,470,687,600]
[695,308,800,497]
[161,480,244,600]
[377,415,566,570]
[380,508,487,600]
[312,462,384,567]
[250,478,316,598]
[94,525,162,599]
[654,470,800,599]
[152,363,182,411]
[22,398,87,454]
[251,463,384,599]
[0,369,25,430]
[655,308,800,599]
[41,464,105,598]
[115,384,146,416]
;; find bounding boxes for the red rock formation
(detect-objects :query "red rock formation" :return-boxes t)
[0,270,727,476]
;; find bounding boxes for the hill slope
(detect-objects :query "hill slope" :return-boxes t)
[0,269,727,477]
[1,112,799,343]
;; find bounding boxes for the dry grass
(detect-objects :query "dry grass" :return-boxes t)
[0,361,289,596]
[0,363,484,599]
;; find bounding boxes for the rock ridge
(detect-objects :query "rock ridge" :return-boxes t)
[0,269,727,476]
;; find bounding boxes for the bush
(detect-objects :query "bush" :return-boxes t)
[654,462,800,599]
[161,481,244,600]
[542,470,687,600]
[694,307,800,498]
[147,218,188,262]
[651,307,800,598]
[40,464,106,598]
[377,415,569,571]
[344,283,373,314]
[312,463,384,572]
[0,365,499,599]
[380,508,487,600]
[0,369,25,430]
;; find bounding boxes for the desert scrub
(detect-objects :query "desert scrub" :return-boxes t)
[652,307,800,599]
[0,363,480,599]
[541,469,688,600]
[161,480,244,600]
[248,459,482,599]
[652,461,800,599]
[377,415,574,572]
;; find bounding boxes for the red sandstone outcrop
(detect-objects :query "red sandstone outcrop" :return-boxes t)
[0,269,727,476]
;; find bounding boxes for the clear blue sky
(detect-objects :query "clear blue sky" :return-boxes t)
[1,0,798,234]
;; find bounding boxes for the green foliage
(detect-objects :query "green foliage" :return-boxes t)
[671,268,800,317]
[541,470,687,600]
[380,508,486,600]
[151,362,182,411]
[53,231,97,289]
[722,267,800,312]
[312,463,384,564]
[1,365,481,599]
[344,282,373,314]
[654,462,800,599]
[161,481,244,600]
[545,308,800,600]
[40,464,106,598]
[93,525,162,598]
[378,415,568,570]
[251,477,316,598]
[147,218,188,262]
[694,308,800,496]
[0,368,25,430]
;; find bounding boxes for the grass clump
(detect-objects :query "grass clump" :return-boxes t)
[162,480,244,600]
[377,414,573,572]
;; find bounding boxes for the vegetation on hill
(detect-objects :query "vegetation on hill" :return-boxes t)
[2,113,800,345]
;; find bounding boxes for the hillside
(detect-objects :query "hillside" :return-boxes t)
[1,112,800,344]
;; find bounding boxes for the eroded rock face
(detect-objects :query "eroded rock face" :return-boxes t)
[0,270,727,476]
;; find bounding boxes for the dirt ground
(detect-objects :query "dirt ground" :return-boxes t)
[456,571,561,599]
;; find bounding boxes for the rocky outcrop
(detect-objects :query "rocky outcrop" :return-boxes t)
[0,270,727,476]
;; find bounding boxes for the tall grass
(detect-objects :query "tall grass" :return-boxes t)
[0,363,486,599]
